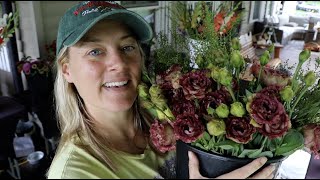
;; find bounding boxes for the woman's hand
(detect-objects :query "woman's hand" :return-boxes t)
[188,151,276,179]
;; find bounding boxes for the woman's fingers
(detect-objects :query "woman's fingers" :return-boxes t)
[249,164,276,179]
[215,157,268,179]
[188,151,207,179]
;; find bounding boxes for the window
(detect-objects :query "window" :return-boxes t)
[249,1,265,23]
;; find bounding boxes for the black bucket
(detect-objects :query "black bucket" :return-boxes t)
[176,140,286,179]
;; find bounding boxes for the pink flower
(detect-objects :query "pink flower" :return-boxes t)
[22,62,31,75]
[150,120,176,153]
[173,113,205,143]
[156,64,182,90]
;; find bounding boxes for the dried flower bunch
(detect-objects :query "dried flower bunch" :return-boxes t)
[138,1,320,160]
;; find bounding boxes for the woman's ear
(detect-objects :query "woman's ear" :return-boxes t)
[62,63,73,83]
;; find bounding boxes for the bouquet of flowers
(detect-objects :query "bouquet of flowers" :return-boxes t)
[0,11,19,47]
[16,56,52,77]
[138,1,320,178]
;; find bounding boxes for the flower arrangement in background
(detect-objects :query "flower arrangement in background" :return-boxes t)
[139,0,320,163]
[16,56,52,77]
[16,40,56,77]
[171,1,242,40]
[0,11,19,47]
[45,39,57,62]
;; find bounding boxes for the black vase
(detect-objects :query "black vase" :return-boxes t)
[176,140,287,179]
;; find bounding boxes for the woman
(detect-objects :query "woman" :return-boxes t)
[47,1,276,179]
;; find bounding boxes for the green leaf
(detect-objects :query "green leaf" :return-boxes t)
[275,129,304,156]
[257,151,274,158]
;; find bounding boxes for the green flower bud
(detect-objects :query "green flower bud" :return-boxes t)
[207,119,226,136]
[230,101,246,117]
[149,84,162,98]
[299,49,311,63]
[280,86,294,102]
[210,66,220,81]
[207,107,215,115]
[218,68,233,86]
[304,71,316,87]
[137,83,150,99]
[230,50,245,69]
[216,103,229,118]
[231,37,241,51]
[259,51,270,66]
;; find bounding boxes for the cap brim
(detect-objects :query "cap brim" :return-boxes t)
[63,10,153,48]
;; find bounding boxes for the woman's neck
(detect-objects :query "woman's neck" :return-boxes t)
[86,106,147,154]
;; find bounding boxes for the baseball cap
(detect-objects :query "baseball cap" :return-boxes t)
[56,1,153,56]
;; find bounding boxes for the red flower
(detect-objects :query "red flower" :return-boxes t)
[303,124,320,159]
[172,100,196,117]
[179,69,212,100]
[150,120,176,153]
[200,88,232,111]
[257,85,282,101]
[173,113,205,143]
[257,113,291,139]
[250,93,286,125]
[226,116,256,144]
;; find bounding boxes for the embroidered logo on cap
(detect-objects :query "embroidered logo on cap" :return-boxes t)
[73,1,125,16]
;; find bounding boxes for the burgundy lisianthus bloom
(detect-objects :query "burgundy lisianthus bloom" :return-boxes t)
[200,89,232,115]
[173,113,205,143]
[258,85,282,101]
[150,120,176,153]
[304,124,320,159]
[156,64,182,90]
[180,69,212,100]
[226,116,256,144]
[251,62,290,88]
[257,112,291,139]
[172,99,196,117]
[163,88,185,105]
[250,94,286,125]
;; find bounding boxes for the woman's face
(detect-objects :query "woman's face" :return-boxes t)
[62,20,142,113]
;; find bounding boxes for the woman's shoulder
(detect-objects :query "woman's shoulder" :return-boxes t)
[47,139,117,179]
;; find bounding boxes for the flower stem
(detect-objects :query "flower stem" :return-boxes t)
[289,86,308,119]
[258,65,263,82]
[291,62,303,92]
[227,85,236,102]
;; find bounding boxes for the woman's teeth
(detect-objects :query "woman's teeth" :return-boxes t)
[103,81,128,88]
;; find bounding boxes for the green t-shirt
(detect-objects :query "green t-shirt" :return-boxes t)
[47,136,176,179]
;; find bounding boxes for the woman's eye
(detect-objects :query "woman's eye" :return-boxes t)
[122,46,135,53]
[88,49,103,56]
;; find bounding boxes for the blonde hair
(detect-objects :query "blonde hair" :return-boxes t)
[53,40,153,171]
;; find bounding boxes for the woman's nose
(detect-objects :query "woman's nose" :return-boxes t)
[106,50,127,71]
